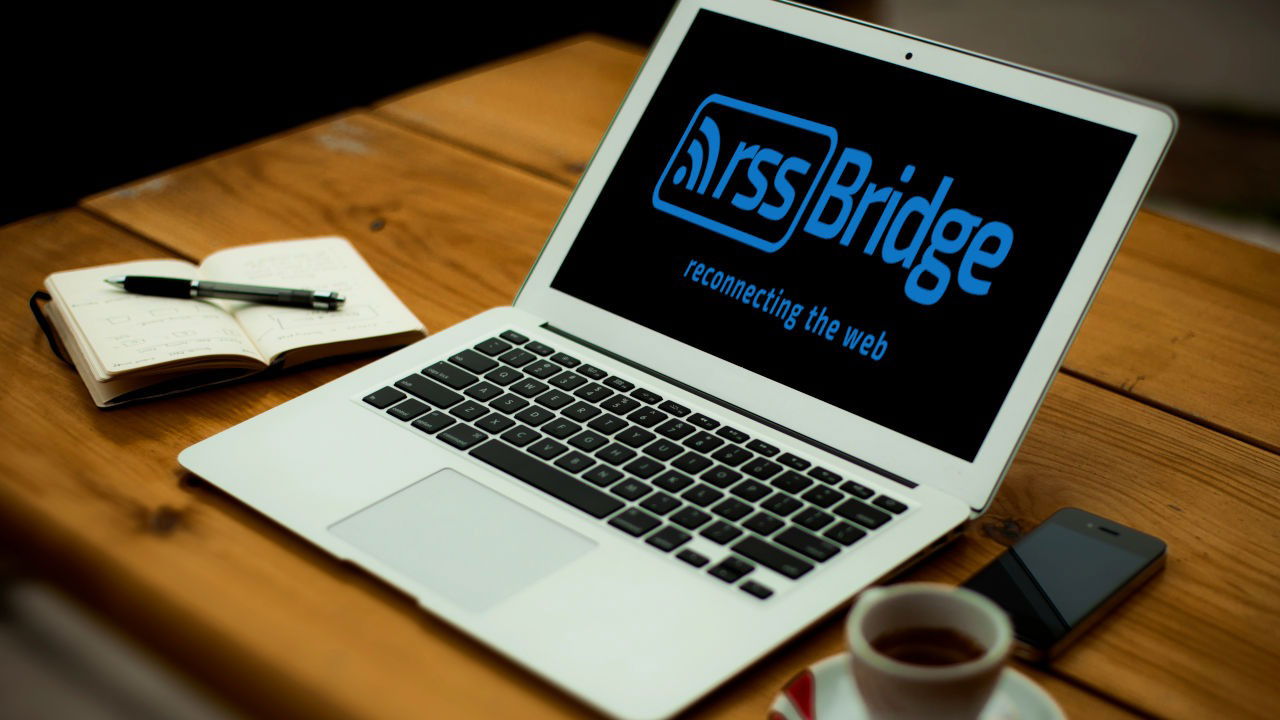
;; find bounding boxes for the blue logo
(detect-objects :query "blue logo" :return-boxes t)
[653,94,838,253]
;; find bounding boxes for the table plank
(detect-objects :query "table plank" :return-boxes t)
[373,35,1280,452]
[67,113,1280,717]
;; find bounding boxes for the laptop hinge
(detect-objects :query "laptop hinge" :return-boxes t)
[541,322,916,489]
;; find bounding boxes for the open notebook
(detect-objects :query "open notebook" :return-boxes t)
[42,237,426,407]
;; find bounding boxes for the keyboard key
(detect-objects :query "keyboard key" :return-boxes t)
[475,337,512,356]
[802,486,843,508]
[712,498,752,521]
[529,439,568,460]
[541,418,580,439]
[776,526,841,562]
[777,453,810,471]
[438,425,487,450]
[640,492,681,516]
[746,439,779,457]
[740,581,774,600]
[715,426,749,443]
[490,393,530,414]
[554,451,596,473]
[643,439,683,461]
[823,522,867,546]
[731,479,771,502]
[609,508,661,536]
[524,360,561,379]
[578,364,607,380]
[673,452,714,474]
[653,470,695,493]
[709,557,754,583]
[525,341,555,356]
[655,419,696,440]
[550,371,587,391]
[701,466,742,488]
[809,467,843,485]
[687,413,719,430]
[512,379,549,398]
[514,406,554,427]
[761,493,803,517]
[484,367,523,386]
[835,499,893,529]
[710,445,752,467]
[498,348,536,367]
[363,386,405,409]
[499,330,528,344]
[646,526,691,552]
[499,425,542,447]
[449,349,498,374]
[574,382,613,403]
[671,507,712,530]
[611,478,652,500]
[744,512,785,536]
[732,536,813,579]
[677,549,710,568]
[604,376,635,392]
[771,471,813,494]
[700,520,743,545]
[657,400,690,417]
[681,484,724,507]
[425,360,478,389]
[742,458,783,480]
[616,427,656,448]
[628,407,667,428]
[411,411,455,434]
[449,400,489,421]
[587,414,627,435]
[396,374,462,408]
[840,480,874,499]
[683,431,724,453]
[464,381,504,401]
[873,496,909,514]
[387,398,429,421]
[568,431,608,452]
[472,440,622,519]
[535,390,575,409]
[631,388,662,404]
[563,401,602,422]
[476,412,516,434]
[596,443,637,465]
[623,457,663,479]
[601,395,641,415]
[795,508,835,531]
[550,352,580,367]
[583,465,624,487]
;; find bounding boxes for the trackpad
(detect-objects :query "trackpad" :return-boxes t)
[330,468,595,612]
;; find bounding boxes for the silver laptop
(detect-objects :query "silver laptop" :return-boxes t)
[179,1,1174,717]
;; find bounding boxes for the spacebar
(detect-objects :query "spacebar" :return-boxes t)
[471,440,624,519]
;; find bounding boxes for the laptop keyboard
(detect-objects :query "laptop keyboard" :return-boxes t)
[360,329,911,601]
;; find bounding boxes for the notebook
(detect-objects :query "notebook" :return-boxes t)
[42,237,424,406]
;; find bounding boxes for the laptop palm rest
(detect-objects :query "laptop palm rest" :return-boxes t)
[330,468,595,612]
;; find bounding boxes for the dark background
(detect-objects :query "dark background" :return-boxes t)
[553,10,1134,459]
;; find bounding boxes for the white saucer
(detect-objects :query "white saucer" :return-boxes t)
[769,652,1065,720]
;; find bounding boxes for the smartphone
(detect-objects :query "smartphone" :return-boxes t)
[962,507,1166,661]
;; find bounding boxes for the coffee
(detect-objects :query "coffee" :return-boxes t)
[871,627,986,666]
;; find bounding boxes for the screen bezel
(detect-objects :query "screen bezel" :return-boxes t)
[514,0,1176,511]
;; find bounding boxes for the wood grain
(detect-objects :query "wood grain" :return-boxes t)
[371,36,1280,452]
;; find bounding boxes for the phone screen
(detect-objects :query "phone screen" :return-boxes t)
[964,521,1156,649]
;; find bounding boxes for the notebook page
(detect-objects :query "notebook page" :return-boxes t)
[198,237,424,363]
[45,259,266,379]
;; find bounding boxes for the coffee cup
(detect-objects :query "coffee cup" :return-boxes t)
[846,582,1013,720]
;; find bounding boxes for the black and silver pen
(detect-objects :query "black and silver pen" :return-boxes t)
[105,276,345,310]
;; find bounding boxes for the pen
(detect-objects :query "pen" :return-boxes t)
[105,276,345,310]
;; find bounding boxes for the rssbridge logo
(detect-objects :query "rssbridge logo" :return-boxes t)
[653,94,838,253]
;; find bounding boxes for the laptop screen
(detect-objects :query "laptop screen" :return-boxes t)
[551,9,1135,461]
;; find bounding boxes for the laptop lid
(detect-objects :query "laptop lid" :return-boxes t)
[515,0,1175,512]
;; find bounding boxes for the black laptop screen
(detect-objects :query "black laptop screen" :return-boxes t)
[551,10,1135,461]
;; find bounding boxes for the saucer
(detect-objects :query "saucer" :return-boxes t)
[769,653,1065,720]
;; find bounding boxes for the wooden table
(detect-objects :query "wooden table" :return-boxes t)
[2,36,1277,719]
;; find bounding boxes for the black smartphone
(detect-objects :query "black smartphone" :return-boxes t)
[962,507,1166,660]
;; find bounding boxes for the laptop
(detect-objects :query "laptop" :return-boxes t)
[179,1,1175,717]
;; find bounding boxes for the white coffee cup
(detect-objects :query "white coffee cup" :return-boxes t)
[846,583,1013,720]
